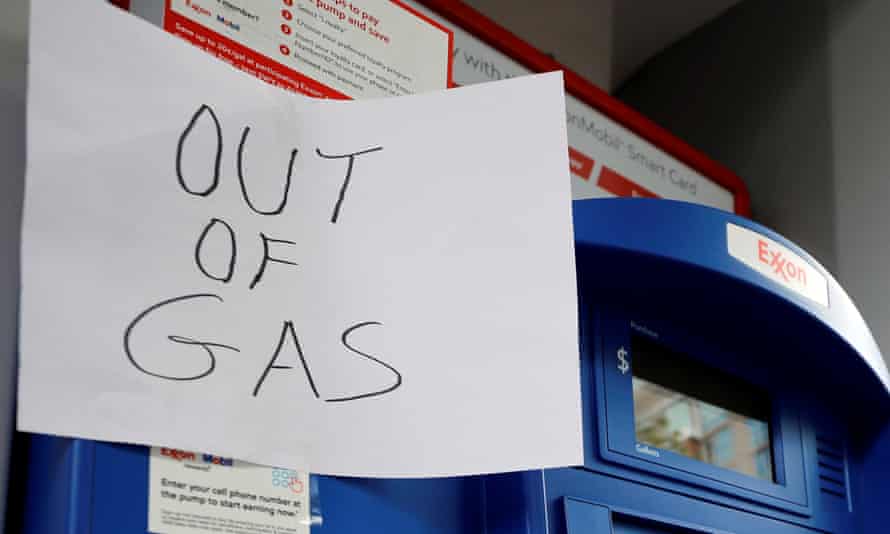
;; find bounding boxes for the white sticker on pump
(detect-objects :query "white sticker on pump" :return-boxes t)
[726,223,829,307]
[148,447,311,534]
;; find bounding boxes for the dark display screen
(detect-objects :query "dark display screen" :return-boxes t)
[631,334,774,482]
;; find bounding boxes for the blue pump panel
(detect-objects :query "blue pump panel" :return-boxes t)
[16,199,890,533]
[17,436,485,533]
[489,199,890,534]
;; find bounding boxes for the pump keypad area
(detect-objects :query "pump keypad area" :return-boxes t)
[15,200,890,533]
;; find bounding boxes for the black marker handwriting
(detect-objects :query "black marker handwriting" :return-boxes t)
[253,321,320,398]
[237,126,298,215]
[194,218,236,283]
[250,321,401,401]
[126,107,402,402]
[176,104,222,197]
[325,321,402,402]
[124,293,239,381]
[176,104,384,224]
[315,146,384,223]
[249,233,298,290]
[126,298,400,401]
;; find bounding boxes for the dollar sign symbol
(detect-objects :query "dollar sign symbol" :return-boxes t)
[617,346,629,374]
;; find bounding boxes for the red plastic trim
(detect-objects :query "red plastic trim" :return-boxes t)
[416,0,751,217]
[109,0,131,9]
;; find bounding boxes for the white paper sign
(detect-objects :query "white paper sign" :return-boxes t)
[19,0,582,477]
[149,447,310,534]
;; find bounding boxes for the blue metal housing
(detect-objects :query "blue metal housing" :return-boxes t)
[15,199,890,533]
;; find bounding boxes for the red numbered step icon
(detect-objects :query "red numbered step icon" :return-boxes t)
[283,0,293,5]
[281,9,293,21]
[281,24,292,35]
[280,44,291,56]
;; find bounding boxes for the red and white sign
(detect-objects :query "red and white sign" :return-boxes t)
[726,223,829,307]
[164,0,452,98]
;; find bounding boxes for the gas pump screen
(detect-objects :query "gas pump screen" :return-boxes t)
[631,335,774,482]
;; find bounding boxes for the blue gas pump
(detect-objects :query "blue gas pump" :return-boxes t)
[483,199,890,534]
[16,199,890,533]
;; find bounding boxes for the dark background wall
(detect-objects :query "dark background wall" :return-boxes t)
[619,0,839,271]
[0,0,28,530]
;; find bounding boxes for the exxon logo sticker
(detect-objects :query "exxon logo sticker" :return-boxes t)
[727,223,829,307]
[758,240,807,285]
[160,448,196,462]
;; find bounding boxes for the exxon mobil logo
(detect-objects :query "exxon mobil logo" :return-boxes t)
[184,0,211,17]
[202,454,234,466]
[727,223,829,307]
[160,448,233,466]
[160,448,197,461]
[757,239,807,287]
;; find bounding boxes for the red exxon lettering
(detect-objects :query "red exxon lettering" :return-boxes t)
[757,240,807,286]
[160,448,197,461]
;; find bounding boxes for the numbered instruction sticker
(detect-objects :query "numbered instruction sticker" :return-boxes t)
[149,447,310,534]
[165,0,451,99]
